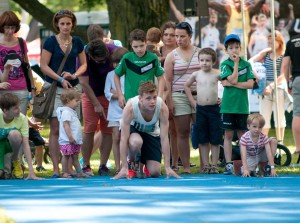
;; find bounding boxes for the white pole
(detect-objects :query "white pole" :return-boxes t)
[241,0,247,60]
[270,0,281,141]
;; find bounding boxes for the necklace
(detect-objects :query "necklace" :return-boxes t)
[57,35,71,48]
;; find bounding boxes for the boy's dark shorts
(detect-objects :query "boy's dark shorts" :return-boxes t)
[29,128,45,146]
[221,113,248,131]
[130,125,162,164]
[196,104,222,145]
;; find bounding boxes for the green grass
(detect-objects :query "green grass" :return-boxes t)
[29,122,300,177]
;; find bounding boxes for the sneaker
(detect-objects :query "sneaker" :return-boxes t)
[127,160,137,178]
[98,164,109,176]
[224,162,233,175]
[264,165,271,176]
[143,165,151,177]
[36,166,46,172]
[12,160,24,179]
[82,165,94,176]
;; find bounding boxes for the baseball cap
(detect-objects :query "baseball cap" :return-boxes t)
[224,34,240,44]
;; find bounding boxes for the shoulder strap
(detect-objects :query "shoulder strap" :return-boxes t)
[172,47,198,86]
[18,38,27,62]
[57,42,72,76]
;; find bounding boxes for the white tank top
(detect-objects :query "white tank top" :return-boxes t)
[130,96,162,137]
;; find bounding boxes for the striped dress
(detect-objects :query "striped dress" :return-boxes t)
[171,47,200,92]
[264,53,283,81]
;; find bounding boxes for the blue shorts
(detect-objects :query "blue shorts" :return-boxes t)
[130,125,162,164]
[221,113,248,131]
[196,104,222,145]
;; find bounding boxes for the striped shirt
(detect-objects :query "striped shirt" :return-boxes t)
[239,131,269,157]
[172,47,200,92]
[264,53,283,81]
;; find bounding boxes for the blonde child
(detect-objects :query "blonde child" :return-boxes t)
[56,89,88,178]
[104,47,128,175]
[184,48,222,174]
[240,113,277,177]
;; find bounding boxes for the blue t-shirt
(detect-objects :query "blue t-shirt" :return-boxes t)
[43,35,84,87]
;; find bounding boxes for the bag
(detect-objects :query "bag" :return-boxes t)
[18,38,32,92]
[32,83,57,119]
[252,62,267,95]
[32,41,71,119]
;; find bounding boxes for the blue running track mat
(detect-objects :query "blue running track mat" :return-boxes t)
[1,174,300,223]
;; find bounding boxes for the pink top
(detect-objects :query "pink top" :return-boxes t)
[171,47,200,92]
[0,39,28,91]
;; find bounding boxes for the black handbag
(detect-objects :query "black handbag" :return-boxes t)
[18,37,32,92]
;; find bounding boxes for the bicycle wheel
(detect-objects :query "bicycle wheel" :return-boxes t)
[274,144,292,167]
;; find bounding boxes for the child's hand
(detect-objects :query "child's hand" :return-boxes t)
[231,54,239,63]
[242,169,251,177]
[270,169,277,177]
[69,137,76,144]
[0,82,11,89]
[221,80,232,87]
[4,63,13,71]
[118,94,126,109]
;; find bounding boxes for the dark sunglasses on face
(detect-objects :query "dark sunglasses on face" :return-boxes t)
[175,22,193,33]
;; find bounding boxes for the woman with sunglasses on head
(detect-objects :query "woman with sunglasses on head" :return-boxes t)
[40,9,87,178]
[248,30,288,144]
[164,22,201,174]
[0,11,35,115]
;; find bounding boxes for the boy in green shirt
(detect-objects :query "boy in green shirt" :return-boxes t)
[220,34,255,175]
[114,29,165,108]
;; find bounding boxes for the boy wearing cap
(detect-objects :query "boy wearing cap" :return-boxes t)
[220,34,255,175]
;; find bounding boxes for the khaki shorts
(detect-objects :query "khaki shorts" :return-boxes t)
[241,150,268,172]
[45,82,82,118]
[172,92,196,116]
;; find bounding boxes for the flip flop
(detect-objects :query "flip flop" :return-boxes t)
[51,174,60,178]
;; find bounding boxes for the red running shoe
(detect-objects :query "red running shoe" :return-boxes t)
[143,165,151,177]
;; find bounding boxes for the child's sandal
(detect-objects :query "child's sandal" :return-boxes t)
[210,165,219,174]
[201,165,211,174]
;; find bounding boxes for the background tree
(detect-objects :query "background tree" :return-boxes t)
[106,0,169,48]
[11,0,170,46]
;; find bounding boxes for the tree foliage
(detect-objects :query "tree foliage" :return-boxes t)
[11,0,170,46]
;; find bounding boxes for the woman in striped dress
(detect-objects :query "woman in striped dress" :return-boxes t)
[248,30,287,143]
[164,22,201,174]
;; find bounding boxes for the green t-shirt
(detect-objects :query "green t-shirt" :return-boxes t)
[220,58,255,114]
[115,51,164,101]
[0,109,28,140]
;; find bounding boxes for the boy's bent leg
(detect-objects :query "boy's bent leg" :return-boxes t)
[145,160,161,178]
[7,130,22,161]
[7,130,23,179]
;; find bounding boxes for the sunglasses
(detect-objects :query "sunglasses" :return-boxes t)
[57,10,73,16]
[175,22,193,33]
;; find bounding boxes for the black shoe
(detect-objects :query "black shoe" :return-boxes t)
[36,166,46,172]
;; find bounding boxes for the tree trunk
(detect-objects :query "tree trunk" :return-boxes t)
[106,0,169,48]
